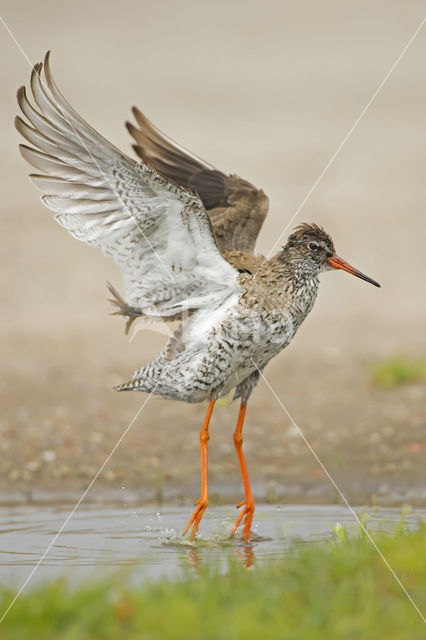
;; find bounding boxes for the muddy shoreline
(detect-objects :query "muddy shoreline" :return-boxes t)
[2,335,424,508]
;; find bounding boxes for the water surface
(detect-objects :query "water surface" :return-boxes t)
[0,503,423,588]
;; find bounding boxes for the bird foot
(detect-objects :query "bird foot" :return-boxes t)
[231,497,255,542]
[183,496,208,540]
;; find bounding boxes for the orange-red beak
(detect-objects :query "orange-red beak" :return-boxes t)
[327,255,380,287]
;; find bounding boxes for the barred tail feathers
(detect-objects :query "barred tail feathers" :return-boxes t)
[107,281,144,334]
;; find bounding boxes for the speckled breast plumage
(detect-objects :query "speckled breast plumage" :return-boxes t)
[117,266,320,403]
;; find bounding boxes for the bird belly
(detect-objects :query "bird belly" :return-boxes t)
[216,309,296,396]
[126,304,299,403]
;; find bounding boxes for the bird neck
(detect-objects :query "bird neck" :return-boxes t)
[261,253,319,291]
[240,254,320,315]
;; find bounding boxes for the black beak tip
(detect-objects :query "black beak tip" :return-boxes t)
[369,277,381,288]
[364,276,381,288]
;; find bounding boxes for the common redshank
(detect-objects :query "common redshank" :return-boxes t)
[16,53,380,542]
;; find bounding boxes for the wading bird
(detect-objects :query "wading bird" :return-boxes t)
[16,53,380,542]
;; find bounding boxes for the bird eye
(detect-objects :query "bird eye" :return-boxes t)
[308,242,319,251]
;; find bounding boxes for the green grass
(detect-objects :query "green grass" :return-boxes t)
[1,523,425,639]
[371,356,426,389]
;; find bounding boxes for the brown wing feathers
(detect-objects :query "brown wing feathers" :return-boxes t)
[126,107,269,254]
[126,107,228,208]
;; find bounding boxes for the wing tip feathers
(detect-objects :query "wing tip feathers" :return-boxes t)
[125,120,136,135]
[14,114,25,132]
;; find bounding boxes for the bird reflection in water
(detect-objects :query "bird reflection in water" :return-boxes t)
[184,541,256,576]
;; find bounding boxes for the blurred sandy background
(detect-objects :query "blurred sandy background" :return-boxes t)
[0,1,425,504]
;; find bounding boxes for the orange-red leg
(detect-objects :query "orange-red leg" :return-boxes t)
[231,401,255,542]
[183,395,215,540]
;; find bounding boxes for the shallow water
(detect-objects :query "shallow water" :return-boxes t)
[0,503,424,588]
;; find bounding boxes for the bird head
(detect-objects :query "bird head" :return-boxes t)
[282,223,380,287]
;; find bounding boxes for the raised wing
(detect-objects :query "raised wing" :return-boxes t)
[16,53,239,319]
[127,108,269,254]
